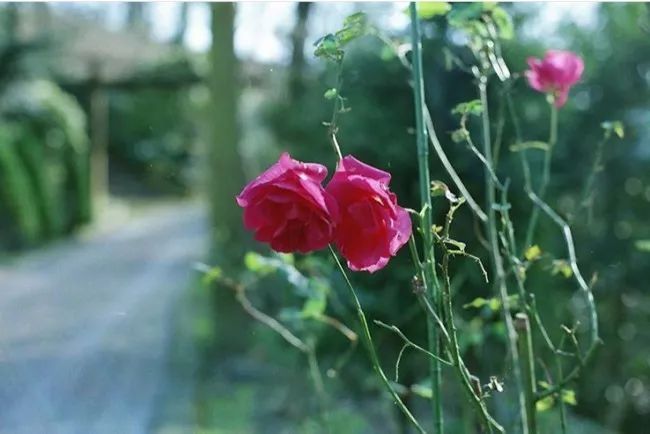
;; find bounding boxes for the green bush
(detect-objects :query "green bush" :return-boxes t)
[0,80,91,249]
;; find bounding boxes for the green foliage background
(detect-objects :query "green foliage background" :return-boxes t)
[251,3,650,432]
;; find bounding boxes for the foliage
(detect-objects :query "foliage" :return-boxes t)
[0,79,90,249]
[107,54,201,195]
[239,3,649,433]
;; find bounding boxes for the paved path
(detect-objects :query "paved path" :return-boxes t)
[0,202,207,434]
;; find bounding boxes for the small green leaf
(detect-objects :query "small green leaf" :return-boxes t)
[411,383,433,399]
[244,252,269,273]
[562,389,577,406]
[452,99,483,116]
[601,120,625,139]
[463,297,488,309]
[524,245,542,261]
[430,180,449,197]
[490,6,514,40]
[551,259,573,278]
[324,88,338,100]
[536,396,555,412]
[447,3,485,27]
[510,141,550,152]
[488,298,501,311]
[635,239,650,252]
[416,2,452,19]
[302,297,326,319]
[451,128,469,143]
[201,266,222,285]
[538,381,552,390]
[314,33,342,62]
[335,12,368,46]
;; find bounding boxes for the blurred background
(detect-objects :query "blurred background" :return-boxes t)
[0,2,648,434]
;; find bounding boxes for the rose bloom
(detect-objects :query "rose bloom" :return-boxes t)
[236,153,339,253]
[525,50,584,108]
[326,155,412,273]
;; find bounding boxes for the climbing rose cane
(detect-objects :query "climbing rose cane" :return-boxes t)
[525,50,584,108]
[236,152,339,253]
[326,155,412,273]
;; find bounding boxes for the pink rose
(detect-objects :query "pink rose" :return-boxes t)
[525,50,584,108]
[326,155,412,273]
[236,153,339,253]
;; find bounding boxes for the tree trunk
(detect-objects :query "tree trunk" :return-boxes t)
[173,2,189,46]
[209,2,247,260]
[208,2,250,353]
[288,2,312,100]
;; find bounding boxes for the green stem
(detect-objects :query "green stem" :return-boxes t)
[439,246,502,433]
[328,59,345,161]
[409,4,443,432]
[515,313,538,434]
[479,78,528,433]
[329,246,427,434]
[525,104,557,248]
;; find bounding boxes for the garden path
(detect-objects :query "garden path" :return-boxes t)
[0,201,207,434]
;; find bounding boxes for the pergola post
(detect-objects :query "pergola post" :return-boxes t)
[88,61,109,213]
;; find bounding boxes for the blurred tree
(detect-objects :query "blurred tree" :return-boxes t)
[173,2,189,46]
[289,2,313,100]
[208,2,251,354]
[126,2,148,34]
[209,2,247,259]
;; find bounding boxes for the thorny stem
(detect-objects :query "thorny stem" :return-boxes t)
[409,4,443,432]
[527,192,602,401]
[515,313,538,434]
[525,103,558,248]
[373,28,488,223]
[374,320,453,367]
[436,215,503,433]
[479,77,528,433]
[329,246,427,434]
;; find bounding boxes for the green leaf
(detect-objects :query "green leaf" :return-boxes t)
[301,297,326,319]
[201,266,222,285]
[451,128,469,143]
[551,259,573,278]
[464,295,518,311]
[335,12,368,46]
[536,396,555,412]
[324,88,338,100]
[314,33,342,62]
[490,6,514,40]
[430,180,450,197]
[452,99,483,116]
[510,141,550,152]
[635,239,650,252]
[410,383,433,399]
[562,389,577,406]
[447,3,484,27]
[524,245,542,261]
[416,2,452,19]
[244,252,274,274]
[601,120,625,139]
[463,297,488,309]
